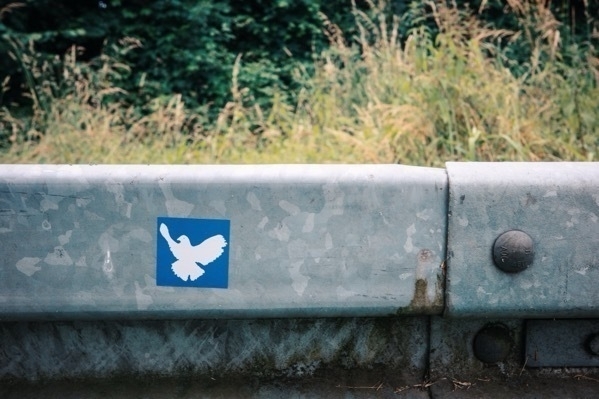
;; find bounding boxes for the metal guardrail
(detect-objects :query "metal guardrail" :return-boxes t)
[1,162,598,397]
[0,164,446,319]
[446,162,599,317]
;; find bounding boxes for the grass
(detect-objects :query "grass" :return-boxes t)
[1,0,597,165]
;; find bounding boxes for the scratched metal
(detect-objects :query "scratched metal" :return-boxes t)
[0,165,447,319]
[525,319,599,367]
[445,162,599,317]
[0,317,428,382]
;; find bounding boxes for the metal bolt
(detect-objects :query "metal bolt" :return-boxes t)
[473,324,513,364]
[492,230,534,273]
[585,333,599,356]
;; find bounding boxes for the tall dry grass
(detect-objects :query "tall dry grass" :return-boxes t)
[1,0,597,165]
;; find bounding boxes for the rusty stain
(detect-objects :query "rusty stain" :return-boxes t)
[402,249,445,314]
[410,279,429,310]
[408,277,445,312]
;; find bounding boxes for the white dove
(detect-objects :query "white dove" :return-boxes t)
[159,223,227,281]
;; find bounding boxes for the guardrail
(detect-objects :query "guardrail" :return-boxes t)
[0,164,447,319]
[1,163,598,397]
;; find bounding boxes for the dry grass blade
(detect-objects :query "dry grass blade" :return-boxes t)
[574,375,599,383]
[1,0,597,164]
[451,378,474,390]
[0,2,25,20]
[394,377,446,393]
[336,381,384,390]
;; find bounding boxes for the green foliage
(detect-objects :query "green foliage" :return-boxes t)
[1,0,597,165]
[2,0,598,114]
[0,0,598,164]
[108,1,235,109]
[1,0,355,113]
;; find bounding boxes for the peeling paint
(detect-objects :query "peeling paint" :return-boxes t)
[416,209,432,221]
[279,200,300,216]
[246,191,262,211]
[209,200,226,216]
[44,246,73,266]
[404,224,416,253]
[289,260,309,296]
[257,216,269,230]
[134,281,153,310]
[324,233,333,250]
[40,197,60,212]
[75,256,87,267]
[106,182,133,218]
[159,181,194,216]
[16,257,42,276]
[302,213,315,233]
[269,222,291,242]
[58,230,72,245]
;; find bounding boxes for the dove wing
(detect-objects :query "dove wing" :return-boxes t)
[192,234,227,266]
[160,223,181,259]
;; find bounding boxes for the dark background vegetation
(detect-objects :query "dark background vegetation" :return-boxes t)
[0,0,597,121]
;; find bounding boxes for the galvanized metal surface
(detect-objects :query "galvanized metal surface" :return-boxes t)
[0,317,428,381]
[2,162,599,394]
[0,164,447,320]
[3,317,599,398]
[445,162,599,317]
[526,319,599,367]
[427,316,599,398]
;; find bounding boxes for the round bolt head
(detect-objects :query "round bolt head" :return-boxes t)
[473,324,513,364]
[585,333,599,356]
[493,230,534,273]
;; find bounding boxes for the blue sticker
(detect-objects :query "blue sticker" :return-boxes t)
[156,217,230,288]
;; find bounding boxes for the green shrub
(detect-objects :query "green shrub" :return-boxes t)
[1,0,597,164]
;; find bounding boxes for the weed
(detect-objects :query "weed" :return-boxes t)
[1,0,597,164]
